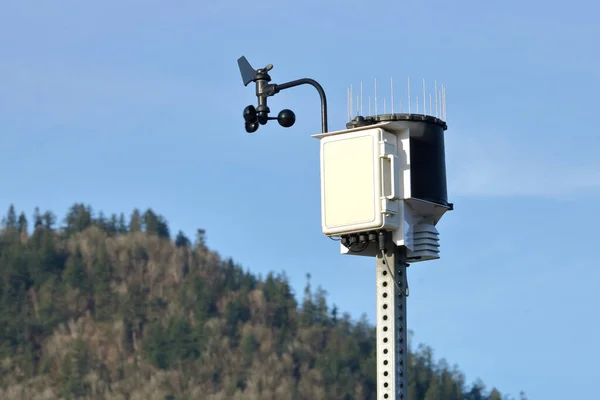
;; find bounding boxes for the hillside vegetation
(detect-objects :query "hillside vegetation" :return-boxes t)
[0,204,520,400]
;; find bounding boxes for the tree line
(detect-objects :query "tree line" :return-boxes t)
[0,204,525,399]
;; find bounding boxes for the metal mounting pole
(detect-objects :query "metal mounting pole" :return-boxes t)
[376,240,408,399]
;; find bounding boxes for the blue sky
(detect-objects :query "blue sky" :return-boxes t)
[1,1,599,398]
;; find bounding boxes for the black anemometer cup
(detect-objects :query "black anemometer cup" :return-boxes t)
[277,109,295,128]
[243,105,259,133]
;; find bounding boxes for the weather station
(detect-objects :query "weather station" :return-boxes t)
[237,56,453,400]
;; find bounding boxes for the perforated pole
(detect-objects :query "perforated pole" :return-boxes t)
[376,241,408,399]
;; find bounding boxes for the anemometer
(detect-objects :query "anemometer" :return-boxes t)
[237,56,328,133]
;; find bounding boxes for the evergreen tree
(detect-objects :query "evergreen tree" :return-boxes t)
[157,216,170,238]
[331,304,339,325]
[314,286,329,326]
[3,204,17,230]
[424,375,442,400]
[240,332,259,366]
[60,338,89,399]
[118,213,128,234]
[18,212,28,233]
[166,317,201,362]
[195,228,206,247]
[91,245,113,321]
[175,230,190,247]
[465,379,486,400]
[224,296,250,338]
[120,282,148,352]
[143,209,159,235]
[106,213,118,235]
[439,361,462,400]
[519,391,528,400]
[63,246,88,290]
[143,319,169,370]
[33,207,42,229]
[188,274,218,324]
[64,204,92,235]
[300,273,315,327]
[28,227,65,287]
[143,209,170,238]
[42,211,55,230]
[96,211,107,230]
[129,209,142,232]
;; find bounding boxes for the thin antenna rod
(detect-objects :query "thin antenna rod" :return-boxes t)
[439,90,442,121]
[400,100,403,113]
[443,84,447,120]
[434,81,438,118]
[384,98,387,114]
[350,84,353,119]
[429,94,432,118]
[391,78,394,115]
[440,82,444,120]
[441,84,444,120]
[408,76,411,114]
[360,81,363,116]
[375,78,378,116]
[423,78,426,115]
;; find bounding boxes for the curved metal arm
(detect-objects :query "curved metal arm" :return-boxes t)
[273,78,328,133]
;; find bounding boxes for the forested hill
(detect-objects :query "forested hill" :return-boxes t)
[0,204,519,400]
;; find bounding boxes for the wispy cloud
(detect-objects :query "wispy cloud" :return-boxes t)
[446,130,600,198]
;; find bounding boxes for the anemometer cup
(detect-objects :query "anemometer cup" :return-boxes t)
[243,105,256,122]
[243,105,259,133]
[257,109,270,125]
[245,121,259,133]
[277,109,296,128]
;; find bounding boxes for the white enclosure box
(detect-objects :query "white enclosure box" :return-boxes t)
[314,119,451,262]
[319,127,401,236]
